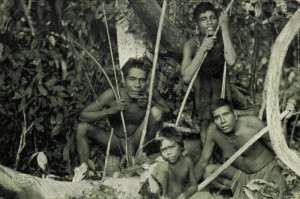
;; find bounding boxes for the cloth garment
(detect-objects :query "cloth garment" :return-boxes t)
[230,160,284,199]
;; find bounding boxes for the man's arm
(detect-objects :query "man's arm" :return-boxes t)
[152,162,169,197]
[244,116,274,151]
[195,123,216,182]
[219,12,237,66]
[177,158,197,199]
[152,89,170,114]
[181,37,215,83]
[282,99,296,137]
[260,100,295,148]
[79,89,126,123]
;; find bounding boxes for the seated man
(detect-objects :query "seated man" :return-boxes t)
[195,98,295,198]
[76,58,170,165]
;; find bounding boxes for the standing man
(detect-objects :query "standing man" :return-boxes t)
[195,98,295,198]
[76,58,170,165]
[181,2,237,144]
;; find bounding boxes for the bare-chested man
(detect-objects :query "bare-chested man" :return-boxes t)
[153,127,197,199]
[181,2,237,146]
[195,98,295,199]
[76,58,170,165]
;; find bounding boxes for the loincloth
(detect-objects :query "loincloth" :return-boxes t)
[114,135,136,156]
[230,160,284,199]
[196,75,230,120]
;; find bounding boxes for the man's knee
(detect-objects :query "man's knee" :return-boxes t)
[76,122,90,138]
[203,164,219,179]
[150,106,163,122]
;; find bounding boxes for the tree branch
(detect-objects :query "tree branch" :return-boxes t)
[138,0,167,151]
[266,8,300,177]
[20,0,35,36]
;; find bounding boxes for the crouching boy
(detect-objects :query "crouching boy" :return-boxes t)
[153,127,197,199]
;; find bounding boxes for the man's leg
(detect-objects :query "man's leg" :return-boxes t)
[133,106,164,146]
[76,122,120,163]
[198,75,212,146]
[268,165,287,194]
[148,106,164,138]
[200,120,209,147]
[203,164,239,190]
[152,162,169,196]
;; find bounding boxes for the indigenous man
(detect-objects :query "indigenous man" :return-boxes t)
[153,127,197,199]
[195,98,295,198]
[181,2,237,145]
[76,58,170,165]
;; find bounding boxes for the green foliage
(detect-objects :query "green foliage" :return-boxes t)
[0,0,299,183]
[71,184,118,199]
[0,0,118,173]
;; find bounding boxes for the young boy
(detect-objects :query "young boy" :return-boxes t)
[76,58,170,165]
[153,127,197,199]
[181,2,237,146]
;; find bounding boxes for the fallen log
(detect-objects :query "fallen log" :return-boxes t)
[0,164,98,199]
[0,164,151,199]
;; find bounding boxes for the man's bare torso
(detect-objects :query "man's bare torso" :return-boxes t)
[108,88,146,137]
[212,116,274,173]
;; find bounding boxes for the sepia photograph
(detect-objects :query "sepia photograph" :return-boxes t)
[0,0,300,198]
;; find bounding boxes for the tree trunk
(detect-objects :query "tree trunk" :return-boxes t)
[0,164,152,199]
[128,0,186,57]
[0,164,98,199]
[265,8,300,177]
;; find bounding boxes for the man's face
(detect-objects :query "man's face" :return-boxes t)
[124,67,147,99]
[212,105,236,134]
[197,10,218,36]
[160,138,181,164]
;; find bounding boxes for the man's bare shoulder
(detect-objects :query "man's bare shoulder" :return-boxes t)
[97,88,115,101]
[238,115,264,124]
[206,122,219,139]
[238,115,265,129]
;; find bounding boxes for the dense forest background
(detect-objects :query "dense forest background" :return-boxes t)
[0,0,300,196]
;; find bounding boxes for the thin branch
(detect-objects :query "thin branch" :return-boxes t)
[289,110,299,147]
[71,40,118,97]
[221,62,227,99]
[71,42,102,105]
[27,0,32,11]
[20,0,35,36]
[15,108,34,170]
[138,0,168,151]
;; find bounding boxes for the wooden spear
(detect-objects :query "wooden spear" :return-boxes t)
[197,110,290,191]
[138,0,168,151]
[175,0,235,126]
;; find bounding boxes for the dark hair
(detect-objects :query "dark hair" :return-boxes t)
[156,127,184,151]
[193,2,219,22]
[210,98,234,113]
[121,58,150,78]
